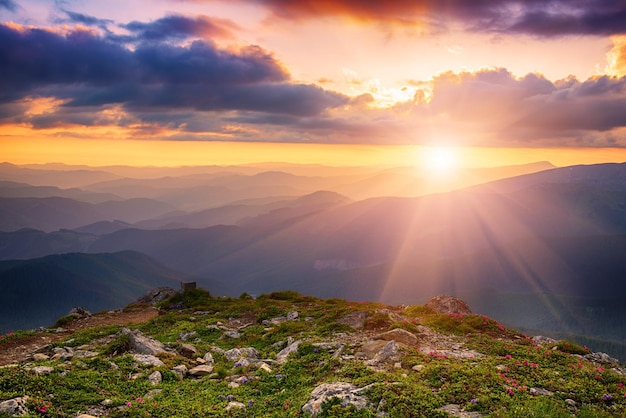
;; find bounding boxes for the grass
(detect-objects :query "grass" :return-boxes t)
[1,290,625,417]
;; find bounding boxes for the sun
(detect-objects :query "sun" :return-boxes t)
[420,146,459,176]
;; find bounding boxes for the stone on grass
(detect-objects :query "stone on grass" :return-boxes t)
[189,364,214,377]
[32,366,54,375]
[302,382,369,416]
[226,401,246,411]
[32,353,49,361]
[203,352,214,365]
[0,397,29,416]
[276,340,301,364]
[122,328,174,356]
[529,387,553,397]
[180,343,198,358]
[148,371,162,385]
[438,404,482,417]
[425,295,472,315]
[172,364,188,380]
[132,354,165,367]
[376,328,418,346]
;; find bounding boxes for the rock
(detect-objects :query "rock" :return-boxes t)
[148,371,162,385]
[224,330,241,339]
[0,397,29,416]
[52,347,74,360]
[180,344,198,358]
[144,389,162,400]
[532,335,557,345]
[179,331,197,341]
[425,295,472,315]
[372,341,400,364]
[224,348,242,362]
[239,347,259,359]
[32,366,54,375]
[69,306,91,317]
[172,364,188,380]
[438,404,482,417]
[337,311,368,329]
[122,328,174,356]
[189,364,214,377]
[376,328,419,346]
[276,340,301,364]
[412,364,425,372]
[565,399,577,408]
[529,387,553,396]
[73,350,99,359]
[360,340,389,359]
[32,353,49,361]
[287,311,299,321]
[256,362,272,373]
[226,401,246,411]
[203,352,214,365]
[135,287,178,304]
[76,414,98,418]
[132,354,165,367]
[585,352,620,365]
[302,382,369,416]
[101,399,113,406]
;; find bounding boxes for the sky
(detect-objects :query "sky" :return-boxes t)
[2,0,626,167]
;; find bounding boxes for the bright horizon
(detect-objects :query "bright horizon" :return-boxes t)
[2,1,626,168]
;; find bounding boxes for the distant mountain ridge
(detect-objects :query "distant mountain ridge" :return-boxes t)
[0,251,189,333]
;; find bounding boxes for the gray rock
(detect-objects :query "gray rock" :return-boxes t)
[337,311,368,329]
[203,352,214,365]
[224,330,241,339]
[144,389,162,400]
[412,364,425,372]
[565,399,577,408]
[287,311,299,321]
[32,366,54,375]
[148,371,162,385]
[189,364,214,377]
[122,328,174,356]
[224,348,242,362]
[132,354,165,367]
[438,404,482,417]
[256,362,272,373]
[585,352,620,364]
[532,335,557,345]
[180,343,198,358]
[276,340,301,364]
[69,306,91,317]
[0,397,29,416]
[32,353,49,361]
[52,347,74,360]
[529,387,553,396]
[135,287,177,305]
[425,295,472,315]
[360,340,389,359]
[376,328,418,346]
[225,401,246,411]
[239,347,259,360]
[302,382,369,416]
[73,350,99,359]
[172,364,188,380]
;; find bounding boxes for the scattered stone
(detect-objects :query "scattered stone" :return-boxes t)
[224,330,242,339]
[438,403,482,417]
[135,287,177,304]
[529,387,553,396]
[425,295,472,315]
[132,354,165,367]
[370,341,400,365]
[32,366,54,375]
[148,371,162,385]
[101,399,113,406]
[276,340,301,364]
[226,401,246,411]
[375,328,419,346]
[76,414,97,418]
[360,340,389,359]
[189,364,214,377]
[302,382,370,416]
[180,344,198,358]
[332,344,345,360]
[532,335,557,345]
[172,364,188,380]
[73,350,99,359]
[412,365,425,372]
[179,331,197,341]
[109,362,119,370]
[256,362,272,373]
[240,347,259,359]
[122,328,175,356]
[0,397,29,416]
[32,353,49,361]
[203,352,214,365]
[69,306,92,317]
[565,399,577,409]
[287,311,299,321]
[52,347,74,360]
[337,311,368,329]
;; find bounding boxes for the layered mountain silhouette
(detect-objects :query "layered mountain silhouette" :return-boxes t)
[1,161,626,358]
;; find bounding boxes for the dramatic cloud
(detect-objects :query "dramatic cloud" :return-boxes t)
[58,10,114,28]
[124,14,238,41]
[0,0,17,12]
[0,21,347,134]
[220,0,626,36]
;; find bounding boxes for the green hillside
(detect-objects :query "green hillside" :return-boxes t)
[1,289,624,417]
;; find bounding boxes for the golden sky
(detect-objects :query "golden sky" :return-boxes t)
[2,0,626,167]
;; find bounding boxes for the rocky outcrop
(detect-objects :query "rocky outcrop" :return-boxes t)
[302,382,370,416]
[425,295,472,315]
[122,328,176,356]
[0,397,29,416]
[135,287,178,305]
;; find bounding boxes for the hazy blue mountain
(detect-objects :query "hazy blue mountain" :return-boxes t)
[0,181,121,203]
[0,162,120,188]
[0,251,188,333]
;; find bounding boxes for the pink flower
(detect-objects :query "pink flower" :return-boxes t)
[126,401,132,407]
[505,354,512,359]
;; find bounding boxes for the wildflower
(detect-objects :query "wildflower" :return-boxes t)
[248,400,254,407]
[504,354,512,359]
[602,394,613,402]
[470,398,478,404]
[136,397,144,404]
[531,363,538,368]
[126,401,132,407]
[226,395,234,400]
[313,348,319,353]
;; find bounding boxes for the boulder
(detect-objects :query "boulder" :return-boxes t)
[122,328,174,356]
[135,287,178,305]
[180,344,198,358]
[302,382,369,416]
[0,397,29,416]
[337,311,368,329]
[425,295,472,315]
[32,366,54,375]
[276,340,301,364]
[172,365,188,380]
[188,365,214,377]
[132,354,165,367]
[69,306,91,317]
[148,371,162,385]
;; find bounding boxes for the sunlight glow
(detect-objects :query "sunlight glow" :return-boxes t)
[421,146,459,175]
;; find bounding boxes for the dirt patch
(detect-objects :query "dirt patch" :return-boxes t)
[0,305,159,367]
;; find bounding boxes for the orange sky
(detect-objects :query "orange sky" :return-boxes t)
[1,1,626,168]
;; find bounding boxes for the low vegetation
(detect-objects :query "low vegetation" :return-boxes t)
[1,289,625,417]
